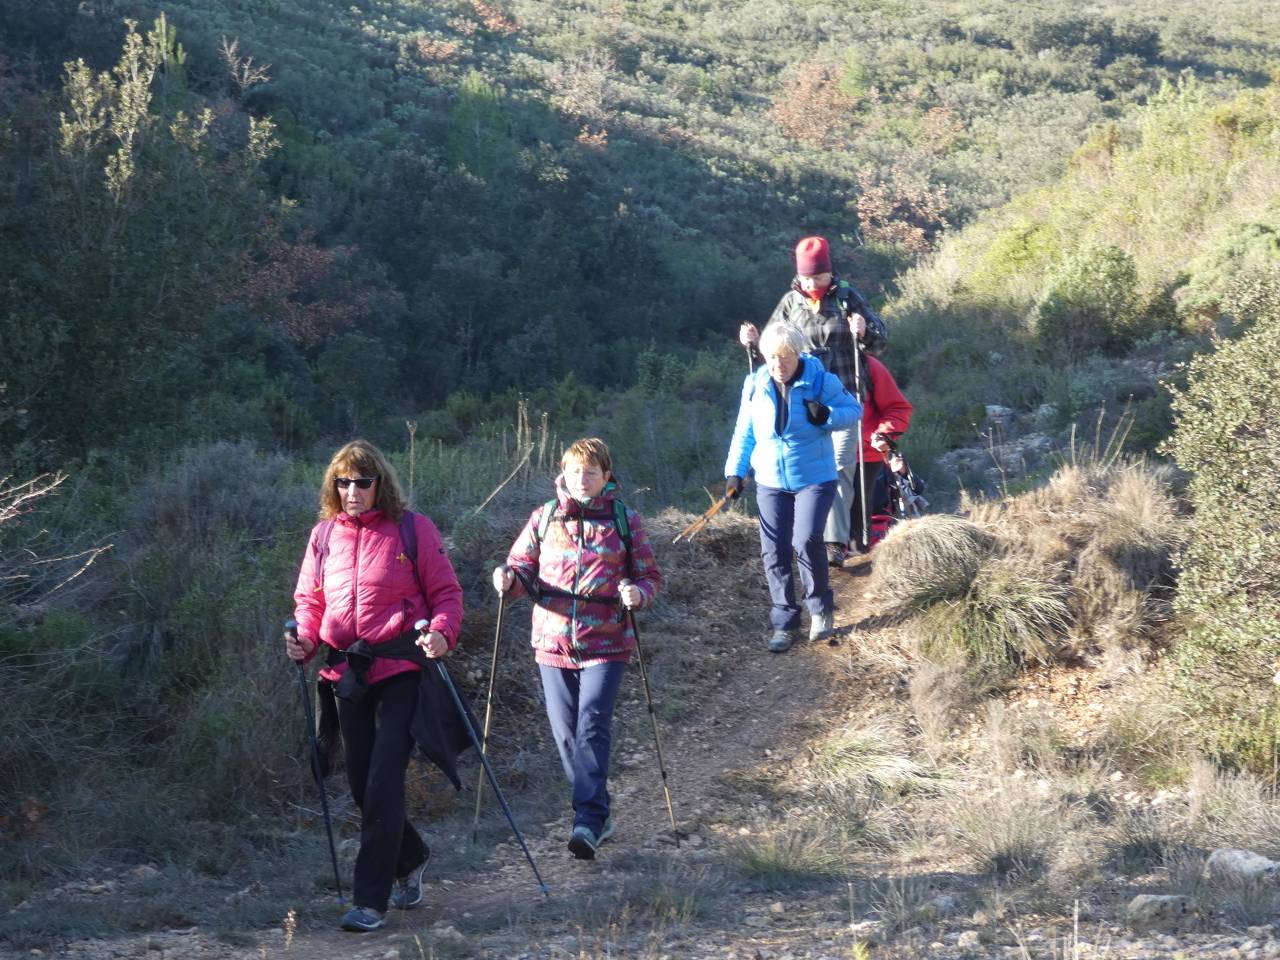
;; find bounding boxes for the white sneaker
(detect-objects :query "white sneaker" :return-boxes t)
[809,612,834,642]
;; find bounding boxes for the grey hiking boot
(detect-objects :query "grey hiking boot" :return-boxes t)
[339,906,385,932]
[568,823,602,860]
[809,612,834,642]
[390,859,427,910]
[767,629,794,653]
[826,542,848,567]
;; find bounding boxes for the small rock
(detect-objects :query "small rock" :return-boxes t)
[1205,848,1280,884]
[1126,893,1199,931]
[957,930,981,950]
[1249,925,1275,940]
[769,901,785,915]
[744,915,769,928]
[127,865,160,881]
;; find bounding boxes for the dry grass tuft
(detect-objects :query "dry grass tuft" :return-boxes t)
[870,514,996,611]
[946,774,1090,880]
[910,556,1071,676]
[1183,760,1280,856]
[811,716,939,806]
[726,824,849,890]
[961,459,1185,662]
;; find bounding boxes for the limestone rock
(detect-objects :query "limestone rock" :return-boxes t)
[1126,893,1199,931]
[1204,848,1280,884]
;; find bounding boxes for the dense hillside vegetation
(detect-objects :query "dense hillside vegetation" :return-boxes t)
[3,0,1278,469]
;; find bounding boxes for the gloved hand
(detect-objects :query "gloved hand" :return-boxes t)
[725,475,742,500]
[804,400,830,425]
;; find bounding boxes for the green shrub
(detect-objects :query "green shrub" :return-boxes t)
[1163,306,1280,773]
[1034,244,1144,356]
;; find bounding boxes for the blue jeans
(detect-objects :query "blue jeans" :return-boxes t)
[539,661,627,832]
[756,480,837,630]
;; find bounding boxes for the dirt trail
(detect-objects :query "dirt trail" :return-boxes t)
[30,544,885,960]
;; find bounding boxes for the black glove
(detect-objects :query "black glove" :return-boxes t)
[804,400,830,426]
[725,476,742,500]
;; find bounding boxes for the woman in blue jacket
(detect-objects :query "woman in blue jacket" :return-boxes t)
[724,323,862,652]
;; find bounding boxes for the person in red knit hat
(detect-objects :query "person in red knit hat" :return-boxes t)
[739,236,901,564]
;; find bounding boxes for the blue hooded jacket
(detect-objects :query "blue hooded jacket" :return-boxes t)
[724,353,862,492]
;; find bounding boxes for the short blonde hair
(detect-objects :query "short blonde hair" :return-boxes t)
[760,322,806,359]
[318,439,409,520]
[561,437,613,477]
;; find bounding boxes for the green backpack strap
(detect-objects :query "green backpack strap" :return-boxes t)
[536,498,558,544]
[613,497,633,580]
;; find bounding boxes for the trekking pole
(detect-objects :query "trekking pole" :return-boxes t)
[285,620,345,905]
[415,620,549,897]
[470,592,506,844]
[618,583,681,848]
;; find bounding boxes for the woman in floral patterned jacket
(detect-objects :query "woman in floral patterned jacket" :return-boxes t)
[493,437,662,860]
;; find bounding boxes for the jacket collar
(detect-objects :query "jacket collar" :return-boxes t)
[758,354,823,392]
[554,475,619,514]
[789,271,843,299]
[335,508,385,527]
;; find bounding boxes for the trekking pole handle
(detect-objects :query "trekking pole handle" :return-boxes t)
[414,619,448,658]
[618,578,641,611]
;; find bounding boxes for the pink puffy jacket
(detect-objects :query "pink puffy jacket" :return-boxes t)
[292,509,464,686]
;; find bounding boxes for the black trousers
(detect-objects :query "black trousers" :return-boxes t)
[848,462,891,551]
[336,670,427,911]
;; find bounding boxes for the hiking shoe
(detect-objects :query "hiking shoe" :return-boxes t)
[339,907,385,932]
[809,612,834,642]
[389,859,427,910]
[767,629,794,653]
[598,816,614,844]
[568,823,601,860]
[826,542,848,567]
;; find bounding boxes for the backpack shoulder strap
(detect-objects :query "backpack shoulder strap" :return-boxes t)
[313,518,336,572]
[535,499,558,544]
[399,511,419,580]
[612,497,634,580]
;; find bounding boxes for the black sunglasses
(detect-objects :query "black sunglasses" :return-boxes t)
[335,476,377,490]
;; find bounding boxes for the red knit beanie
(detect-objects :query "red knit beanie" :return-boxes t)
[794,236,832,275]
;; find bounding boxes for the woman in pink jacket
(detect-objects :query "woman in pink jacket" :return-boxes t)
[287,439,463,933]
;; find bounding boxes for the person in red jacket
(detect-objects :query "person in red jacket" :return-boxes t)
[848,356,913,556]
[287,439,463,933]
